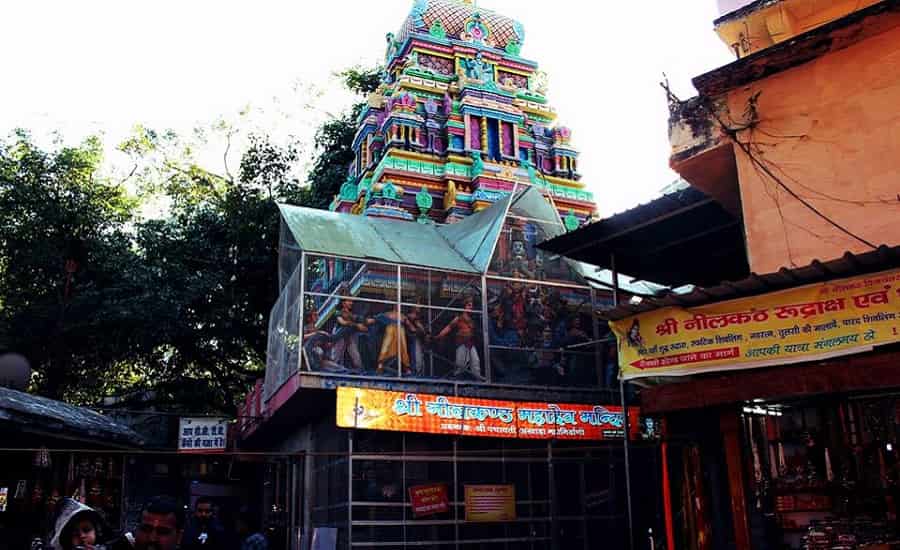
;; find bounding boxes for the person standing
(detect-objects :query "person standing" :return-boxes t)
[132,496,182,550]
[180,497,225,550]
[235,508,267,550]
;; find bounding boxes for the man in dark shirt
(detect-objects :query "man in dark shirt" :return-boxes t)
[180,497,226,550]
[235,507,267,550]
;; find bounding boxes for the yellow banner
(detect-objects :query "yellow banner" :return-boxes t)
[465,485,516,522]
[611,269,900,380]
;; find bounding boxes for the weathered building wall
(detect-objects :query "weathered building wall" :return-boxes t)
[727,23,900,273]
[715,0,883,58]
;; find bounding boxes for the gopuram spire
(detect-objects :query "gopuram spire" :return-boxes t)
[330,0,594,225]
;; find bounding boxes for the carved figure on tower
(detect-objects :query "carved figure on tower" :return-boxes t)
[435,295,484,381]
[462,52,494,82]
[331,0,595,222]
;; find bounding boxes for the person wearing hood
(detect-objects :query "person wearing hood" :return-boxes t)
[39,497,131,550]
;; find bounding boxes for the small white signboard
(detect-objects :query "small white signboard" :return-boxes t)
[178,417,228,453]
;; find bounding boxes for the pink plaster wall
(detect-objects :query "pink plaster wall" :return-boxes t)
[728,24,900,273]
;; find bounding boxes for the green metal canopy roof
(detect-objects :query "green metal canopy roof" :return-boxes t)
[277,191,514,274]
[278,187,601,282]
[436,192,512,272]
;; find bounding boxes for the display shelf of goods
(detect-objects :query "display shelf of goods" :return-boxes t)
[775,493,833,512]
[774,485,829,495]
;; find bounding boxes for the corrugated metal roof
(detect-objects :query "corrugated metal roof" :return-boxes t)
[599,245,900,321]
[278,204,478,273]
[278,188,528,274]
[585,270,674,298]
[537,186,748,287]
[0,387,143,447]
[436,192,512,272]
[278,187,602,284]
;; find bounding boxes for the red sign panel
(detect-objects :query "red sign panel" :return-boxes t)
[408,483,449,517]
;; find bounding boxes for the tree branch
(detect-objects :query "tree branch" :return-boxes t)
[223,130,236,183]
[118,163,139,187]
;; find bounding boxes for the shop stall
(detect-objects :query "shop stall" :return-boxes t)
[609,262,900,550]
[0,387,141,547]
[744,395,900,549]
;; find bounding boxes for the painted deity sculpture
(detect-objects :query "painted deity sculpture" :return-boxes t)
[444,179,457,210]
[374,310,411,375]
[404,305,429,376]
[462,52,494,82]
[332,0,595,224]
[507,237,534,279]
[332,298,376,371]
[435,296,483,381]
[304,309,346,373]
[470,150,484,177]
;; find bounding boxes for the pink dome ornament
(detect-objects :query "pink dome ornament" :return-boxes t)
[399,92,417,110]
[461,12,492,46]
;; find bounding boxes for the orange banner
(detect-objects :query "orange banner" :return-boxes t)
[515,401,640,440]
[465,485,516,522]
[336,387,639,440]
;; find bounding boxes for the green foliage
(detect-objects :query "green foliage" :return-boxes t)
[0,129,306,411]
[0,64,380,413]
[0,131,144,401]
[302,113,359,210]
[127,133,305,412]
[341,66,381,97]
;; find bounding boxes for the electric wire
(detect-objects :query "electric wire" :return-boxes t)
[661,82,880,251]
[732,134,879,249]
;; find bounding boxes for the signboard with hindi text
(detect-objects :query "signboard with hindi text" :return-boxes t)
[178,417,229,453]
[465,485,516,522]
[408,483,449,517]
[336,387,639,441]
[611,269,900,380]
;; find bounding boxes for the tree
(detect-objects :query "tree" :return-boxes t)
[0,129,304,410]
[122,67,380,410]
[126,66,380,410]
[0,131,147,401]
[127,133,305,411]
[0,65,381,411]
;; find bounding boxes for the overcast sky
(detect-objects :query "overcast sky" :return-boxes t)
[0,1,734,216]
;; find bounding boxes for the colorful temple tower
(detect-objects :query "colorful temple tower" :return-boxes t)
[244,5,657,547]
[330,0,594,227]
